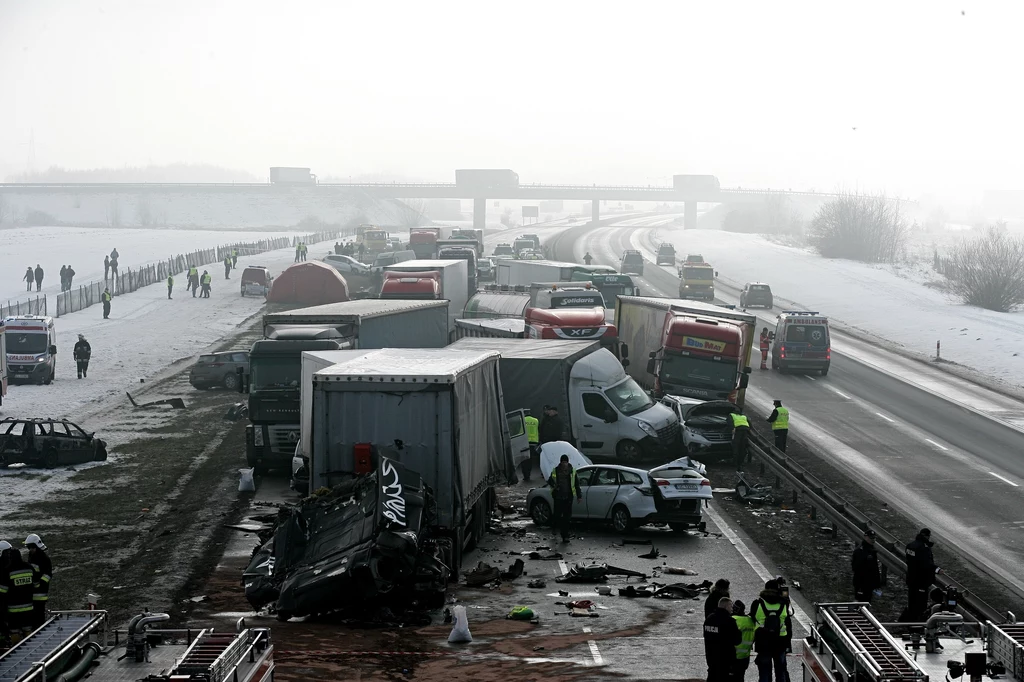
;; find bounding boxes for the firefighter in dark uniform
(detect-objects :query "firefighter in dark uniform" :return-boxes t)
[703,596,741,682]
[903,528,940,621]
[73,334,91,379]
[766,399,789,452]
[730,411,750,471]
[852,529,881,602]
[0,540,37,644]
[24,535,51,628]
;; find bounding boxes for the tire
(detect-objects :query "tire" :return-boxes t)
[223,372,239,391]
[43,447,59,469]
[820,365,830,376]
[94,443,108,462]
[616,439,643,464]
[611,505,633,533]
[530,498,553,527]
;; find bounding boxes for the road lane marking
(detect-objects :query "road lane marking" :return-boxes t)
[827,386,852,399]
[924,438,949,451]
[988,472,1020,487]
[806,376,817,381]
[582,627,604,666]
[876,412,896,423]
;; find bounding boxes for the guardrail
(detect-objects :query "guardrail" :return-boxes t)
[746,429,1007,624]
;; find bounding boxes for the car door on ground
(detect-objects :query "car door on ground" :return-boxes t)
[585,467,622,519]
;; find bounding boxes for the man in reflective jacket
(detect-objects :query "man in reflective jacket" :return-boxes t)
[547,454,582,543]
[731,412,750,471]
[733,599,757,681]
[766,400,789,452]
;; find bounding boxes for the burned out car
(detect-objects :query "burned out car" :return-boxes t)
[0,417,108,469]
[244,456,451,620]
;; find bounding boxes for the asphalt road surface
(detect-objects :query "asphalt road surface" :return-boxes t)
[551,218,1024,601]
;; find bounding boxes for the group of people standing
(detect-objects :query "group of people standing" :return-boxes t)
[182,266,213,298]
[0,534,52,646]
[703,577,793,682]
[334,241,365,258]
[294,242,308,262]
[729,399,790,471]
[22,265,43,291]
[58,265,76,291]
[103,248,120,281]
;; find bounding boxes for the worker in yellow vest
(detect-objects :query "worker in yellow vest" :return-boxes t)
[732,600,757,681]
[101,288,112,319]
[766,399,789,452]
[730,412,750,471]
[522,413,540,481]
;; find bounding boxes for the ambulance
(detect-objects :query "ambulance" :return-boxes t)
[771,310,831,376]
[4,315,58,385]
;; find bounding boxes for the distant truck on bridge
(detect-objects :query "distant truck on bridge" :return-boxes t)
[270,167,317,185]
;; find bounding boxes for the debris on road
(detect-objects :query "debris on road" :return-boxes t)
[500,558,525,581]
[507,605,536,620]
[448,605,473,643]
[663,566,699,575]
[527,579,547,589]
[556,563,648,583]
[126,391,186,409]
[465,562,500,587]
[735,473,775,504]
[638,546,662,559]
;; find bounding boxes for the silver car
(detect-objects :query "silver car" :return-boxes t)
[660,396,737,460]
[526,458,711,533]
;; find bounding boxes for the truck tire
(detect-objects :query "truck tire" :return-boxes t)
[820,365,830,376]
[616,439,643,464]
[611,505,633,533]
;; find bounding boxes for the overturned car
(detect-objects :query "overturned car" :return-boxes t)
[243,456,451,620]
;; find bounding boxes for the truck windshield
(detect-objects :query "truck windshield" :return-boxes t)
[661,355,736,391]
[8,333,48,354]
[604,378,654,417]
[250,357,300,390]
[682,267,712,279]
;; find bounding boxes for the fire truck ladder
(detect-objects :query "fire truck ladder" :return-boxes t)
[813,603,927,682]
[0,611,107,682]
[987,622,1024,682]
[171,629,252,681]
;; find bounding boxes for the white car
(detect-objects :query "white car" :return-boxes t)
[322,254,371,276]
[660,395,737,460]
[526,450,711,533]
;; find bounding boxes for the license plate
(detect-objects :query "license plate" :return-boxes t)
[675,483,698,491]
[15,374,29,379]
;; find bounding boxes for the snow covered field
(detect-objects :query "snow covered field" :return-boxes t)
[640,226,1024,389]
[0,239,320,421]
[0,226,304,302]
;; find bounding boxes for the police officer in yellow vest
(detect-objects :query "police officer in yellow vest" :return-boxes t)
[732,599,757,681]
[101,288,112,319]
[522,413,540,481]
[0,540,36,643]
[201,271,213,298]
[188,266,199,297]
[766,399,789,452]
[730,411,750,471]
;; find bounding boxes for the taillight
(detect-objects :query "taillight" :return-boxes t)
[636,486,654,496]
[700,479,710,486]
[780,345,786,359]
[654,479,670,487]
[826,348,831,360]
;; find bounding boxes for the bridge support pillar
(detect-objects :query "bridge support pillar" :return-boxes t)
[473,198,486,230]
[591,199,600,226]
[684,201,698,230]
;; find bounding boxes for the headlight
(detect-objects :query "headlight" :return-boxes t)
[683,284,690,289]
[253,428,264,447]
[37,357,46,362]
[638,421,658,438]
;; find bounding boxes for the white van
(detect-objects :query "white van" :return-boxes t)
[5,315,58,385]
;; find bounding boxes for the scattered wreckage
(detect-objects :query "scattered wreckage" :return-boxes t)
[243,456,452,620]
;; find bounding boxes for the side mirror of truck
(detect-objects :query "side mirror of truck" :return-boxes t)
[620,344,629,359]
[49,345,57,355]
[715,270,719,277]
[740,368,751,389]
[646,358,656,375]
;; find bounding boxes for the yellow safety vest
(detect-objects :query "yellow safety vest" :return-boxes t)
[733,615,757,659]
[189,267,198,277]
[201,274,212,285]
[771,406,789,431]
[525,416,539,444]
[730,413,749,428]
[167,276,174,286]
[102,291,111,302]
[753,600,788,638]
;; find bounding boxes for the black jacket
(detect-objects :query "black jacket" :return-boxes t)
[905,534,938,586]
[73,340,92,360]
[705,587,730,618]
[852,542,881,591]
[34,267,43,282]
[704,607,742,663]
[539,413,564,444]
[752,587,788,653]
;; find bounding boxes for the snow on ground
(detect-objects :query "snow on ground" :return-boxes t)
[0,240,320,421]
[643,226,1024,389]
[0,226,303,302]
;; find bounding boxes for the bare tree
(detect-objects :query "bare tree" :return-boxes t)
[943,226,1024,312]
[722,193,803,235]
[500,207,517,228]
[809,193,907,263]
[397,199,428,228]
[136,195,152,226]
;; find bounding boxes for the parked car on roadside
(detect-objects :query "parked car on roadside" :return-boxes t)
[241,266,273,297]
[526,455,711,533]
[0,417,108,469]
[739,282,774,308]
[189,350,250,390]
[659,396,737,459]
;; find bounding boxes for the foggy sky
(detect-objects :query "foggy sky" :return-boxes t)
[2,0,1022,200]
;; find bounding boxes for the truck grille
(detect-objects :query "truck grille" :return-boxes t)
[268,425,300,455]
[657,421,680,444]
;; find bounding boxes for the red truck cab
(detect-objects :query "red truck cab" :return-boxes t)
[653,315,749,402]
[408,231,439,259]
[379,270,441,300]
[525,306,618,346]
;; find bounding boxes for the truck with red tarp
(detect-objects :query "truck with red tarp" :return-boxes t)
[614,296,755,407]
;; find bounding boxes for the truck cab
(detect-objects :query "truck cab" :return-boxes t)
[678,263,715,301]
[408,230,439,259]
[513,238,534,256]
[379,271,442,299]
[4,315,57,385]
[363,229,389,255]
[772,311,831,375]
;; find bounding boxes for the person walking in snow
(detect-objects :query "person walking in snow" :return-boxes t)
[224,255,232,280]
[24,266,34,291]
[294,244,301,263]
[167,274,174,300]
[101,288,112,319]
[33,265,43,291]
[200,270,212,298]
[65,265,75,290]
[60,265,68,291]
[104,255,110,281]
[231,249,238,269]
[73,334,91,379]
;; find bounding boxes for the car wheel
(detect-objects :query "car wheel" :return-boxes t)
[530,498,553,526]
[223,372,239,391]
[669,522,691,533]
[616,439,643,463]
[94,442,108,462]
[44,369,53,385]
[43,447,59,469]
[611,505,633,533]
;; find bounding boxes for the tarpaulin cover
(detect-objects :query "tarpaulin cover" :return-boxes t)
[539,441,592,481]
[267,261,350,305]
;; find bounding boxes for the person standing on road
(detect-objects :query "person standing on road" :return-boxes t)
[732,600,757,681]
[751,579,790,682]
[224,255,232,280]
[294,243,302,263]
[231,249,238,269]
[776,577,794,657]
[201,270,212,298]
[522,412,540,482]
[103,255,110,281]
[60,265,68,291]
[766,400,789,452]
[73,334,91,379]
[109,255,119,279]
[65,265,75,290]
[23,266,34,291]
[903,528,940,621]
[167,274,174,299]
[0,540,37,645]
[705,578,731,618]
[730,411,751,471]
[33,264,43,291]
[547,454,582,543]
[187,266,199,297]
[101,288,112,319]
[759,327,772,370]
[704,597,742,682]
[539,404,565,445]
[583,252,593,265]
[852,530,881,603]
[24,535,51,629]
